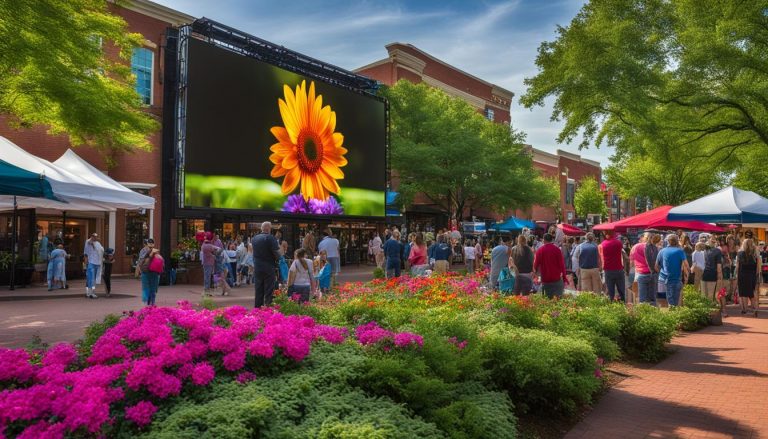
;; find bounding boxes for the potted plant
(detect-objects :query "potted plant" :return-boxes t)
[0,252,35,287]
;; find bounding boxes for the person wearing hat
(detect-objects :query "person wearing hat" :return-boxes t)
[83,233,104,299]
[103,247,115,296]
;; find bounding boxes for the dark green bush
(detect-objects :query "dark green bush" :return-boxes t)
[619,304,677,362]
[430,382,517,439]
[373,267,385,279]
[478,324,600,414]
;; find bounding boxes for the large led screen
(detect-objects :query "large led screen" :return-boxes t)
[182,37,386,216]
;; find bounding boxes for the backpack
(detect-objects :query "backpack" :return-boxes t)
[497,268,515,294]
[149,254,165,274]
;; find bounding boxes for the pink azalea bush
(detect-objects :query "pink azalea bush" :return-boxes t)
[0,303,407,438]
[355,321,424,349]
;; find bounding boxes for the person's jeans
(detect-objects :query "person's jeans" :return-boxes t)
[665,280,683,306]
[229,262,237,286]
[203,264,214,290]
[466,259,475,273]
[140,272,150,303]
[86,263,100,288]
[103,263,112,293]
[145,272,160,305]
[541,279,564,298]
[636,273,655,305]
[254,270,276,307]
[386,258,401,278]
[168,267,176,286]
[604,269,626,302]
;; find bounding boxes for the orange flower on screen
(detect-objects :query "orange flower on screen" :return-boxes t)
[269,80,348,201]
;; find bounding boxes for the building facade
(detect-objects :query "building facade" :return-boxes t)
[0,0,193,275]
[356,43,516,231]
[519,148,603,225]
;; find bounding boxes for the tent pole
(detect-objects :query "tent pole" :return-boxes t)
[9,196,17,291]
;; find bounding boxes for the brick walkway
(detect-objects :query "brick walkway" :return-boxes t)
[0,265,376,348]
[567,306,768,439]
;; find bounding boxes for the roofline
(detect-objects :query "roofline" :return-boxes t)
[112,0,194,26]
[354,58,390,73]
[384,42,515,99]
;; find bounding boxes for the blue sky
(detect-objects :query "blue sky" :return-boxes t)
[156,0,613,166]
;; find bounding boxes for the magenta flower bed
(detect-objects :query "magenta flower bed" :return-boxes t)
[0,303,422,438]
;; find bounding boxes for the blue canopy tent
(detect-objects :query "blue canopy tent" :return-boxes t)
[0,159,61,290]
[488,216,536,232]
[668,186,768,225]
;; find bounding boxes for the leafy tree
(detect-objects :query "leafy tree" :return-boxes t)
[521,0,768,170]
[0,0,159,156]
[385,80,554,220]
[573,177,607,220]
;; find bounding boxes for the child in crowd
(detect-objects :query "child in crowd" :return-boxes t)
[316,255,332,298]
[278,241,289,287]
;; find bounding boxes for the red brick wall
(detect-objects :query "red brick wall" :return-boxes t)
[357,63,393,85]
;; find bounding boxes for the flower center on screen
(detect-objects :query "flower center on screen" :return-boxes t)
[296,130,324,172]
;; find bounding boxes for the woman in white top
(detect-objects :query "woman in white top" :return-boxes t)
[691,242,707,292]
[464,239,476,273]
[288,248,315,303]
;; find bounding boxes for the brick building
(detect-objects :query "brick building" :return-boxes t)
[356,43,516,231]
[0,0,193,275]
[518,148,603,225]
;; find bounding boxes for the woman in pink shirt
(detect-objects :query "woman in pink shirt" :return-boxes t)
[408,233,428,275]
[630,235,651,304]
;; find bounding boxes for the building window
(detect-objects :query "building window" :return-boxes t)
[125,189,151,258]
[484,108,495,121]
[566,180,575,205]
[131,47,153,105]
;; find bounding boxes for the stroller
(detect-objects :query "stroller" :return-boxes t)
[498,268,516,294]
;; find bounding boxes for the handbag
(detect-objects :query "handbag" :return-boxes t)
[148,254,164,274]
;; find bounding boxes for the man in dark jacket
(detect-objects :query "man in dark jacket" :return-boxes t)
[252,222,281,307]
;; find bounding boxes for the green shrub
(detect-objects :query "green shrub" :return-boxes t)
[78,313,121,359]
[141,344,444,439]
[478,324,600,414]
[619,304,677,362]
[429,381,517,439]
[672,287,718,331]
[373,267,385,279]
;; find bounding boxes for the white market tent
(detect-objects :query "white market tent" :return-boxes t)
[0,136,154,212]
[667,186,768,227]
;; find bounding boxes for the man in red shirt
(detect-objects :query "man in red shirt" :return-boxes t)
[533,233,567,298]
[599,230,626,301]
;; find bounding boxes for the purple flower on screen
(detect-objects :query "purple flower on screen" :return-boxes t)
[282,194,308,213]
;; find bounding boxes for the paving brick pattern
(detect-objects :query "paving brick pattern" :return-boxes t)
[567,308,768,439]
[0,266,376,348]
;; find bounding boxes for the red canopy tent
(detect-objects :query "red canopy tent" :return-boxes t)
[593,205,723,233]
[557,223,586,236]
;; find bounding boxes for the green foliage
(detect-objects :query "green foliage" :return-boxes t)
[619,304,677,362]
[429,382,517,439]
[373,267,385,279]
[142,344,445,439]
[0,0,159,157]
[522,0,768,203]
[478,325,600,414]
[199,296,217,310]
[78,313,121,359]
[672,286,719,331]
[573,177,607,220]
[384,80,552,220]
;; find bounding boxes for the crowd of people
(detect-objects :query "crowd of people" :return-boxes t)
[187,223,339,308]
[482,226,764,315]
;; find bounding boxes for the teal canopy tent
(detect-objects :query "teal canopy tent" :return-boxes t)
[488,216,536,232]
[0,159,60,290]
